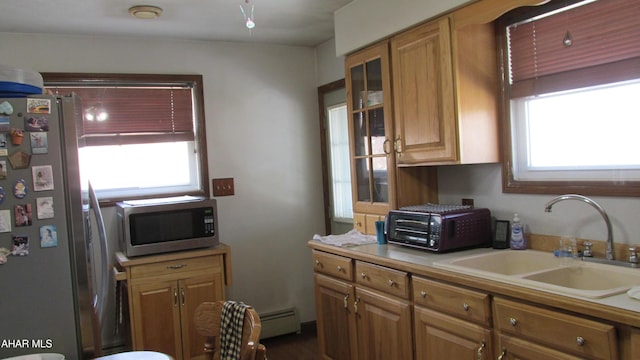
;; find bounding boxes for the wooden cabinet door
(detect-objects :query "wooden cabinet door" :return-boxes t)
[345,41,397,215]
[391,16,457,165]
[131,280,182,359]
[414,306,492,359]
[354,287,412,360]
[179,273,225,360]
[314,274,357,360]
[496,334,582,360]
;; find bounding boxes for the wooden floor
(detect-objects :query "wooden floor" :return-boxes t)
[260,322,320,360]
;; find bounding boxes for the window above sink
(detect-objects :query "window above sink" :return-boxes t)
[498,0,640,196]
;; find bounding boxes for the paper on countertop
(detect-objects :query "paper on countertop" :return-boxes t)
[627,286,640,300]
[313,229,377,247]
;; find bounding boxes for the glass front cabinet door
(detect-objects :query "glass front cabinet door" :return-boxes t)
[346,41,397,216]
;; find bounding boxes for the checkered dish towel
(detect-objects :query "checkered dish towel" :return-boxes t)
[220,301,249,360]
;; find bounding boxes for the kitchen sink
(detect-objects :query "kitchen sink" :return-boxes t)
[433,250,640,299]
[434,250,563,276]
[522,264,640,298]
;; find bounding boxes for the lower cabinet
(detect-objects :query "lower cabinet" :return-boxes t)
[354,287,413,360]
[312,251,412,360]
[412,276,492,359]
[493,297,618,360]
[414,307,492,359]
[131,274,224,359]
[310,246,629,359]
[495,334,584,360]
[116,247,230,360]
[314,274,357,360]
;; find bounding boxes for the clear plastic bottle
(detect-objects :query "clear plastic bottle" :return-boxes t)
[510,213,527,250]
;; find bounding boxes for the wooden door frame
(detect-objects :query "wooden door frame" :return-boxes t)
[317,79,346,235]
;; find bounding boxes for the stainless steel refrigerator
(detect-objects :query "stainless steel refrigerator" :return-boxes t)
[0,94,108,359]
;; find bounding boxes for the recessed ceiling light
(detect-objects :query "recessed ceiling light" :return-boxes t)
[128,5,163,20]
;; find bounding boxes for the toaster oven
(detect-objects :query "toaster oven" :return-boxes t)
[386,204,491,252]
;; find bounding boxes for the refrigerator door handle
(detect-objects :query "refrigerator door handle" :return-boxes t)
[89,181,110,326]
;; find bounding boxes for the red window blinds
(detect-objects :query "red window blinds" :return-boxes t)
[507,0,640,98]
[46,85,195,146]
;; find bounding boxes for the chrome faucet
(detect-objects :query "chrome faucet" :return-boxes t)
[544,194,614,261]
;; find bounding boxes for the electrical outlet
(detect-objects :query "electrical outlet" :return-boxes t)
[212,178,235,196]
[462,198,474,207]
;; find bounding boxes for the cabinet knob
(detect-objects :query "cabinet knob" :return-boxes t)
[337,265,343,272]
[360,272,367,280]
[509,318,518,327]
[576,336,585,346]
[388,279,395,287]
[314,259,321,266]
[420,290,427,298]
[463,303,470,312]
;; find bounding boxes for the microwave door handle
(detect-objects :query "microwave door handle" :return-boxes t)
[89,181,110,326]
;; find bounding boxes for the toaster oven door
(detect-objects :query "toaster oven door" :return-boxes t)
[387,211,441,250]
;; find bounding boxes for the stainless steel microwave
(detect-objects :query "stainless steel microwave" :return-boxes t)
[116,196,219,257]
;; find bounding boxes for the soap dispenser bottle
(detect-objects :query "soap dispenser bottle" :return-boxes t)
[510,213,527,250]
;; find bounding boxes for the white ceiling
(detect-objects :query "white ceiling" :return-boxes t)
[0,0,353,47]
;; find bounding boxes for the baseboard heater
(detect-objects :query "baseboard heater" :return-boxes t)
[259,307,300,339]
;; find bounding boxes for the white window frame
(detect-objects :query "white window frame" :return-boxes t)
[510,79,640,182]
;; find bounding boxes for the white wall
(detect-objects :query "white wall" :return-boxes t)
[316,38,345,86]
[0,32,325,322]
[334,0,471,55]
[438,163,640,246]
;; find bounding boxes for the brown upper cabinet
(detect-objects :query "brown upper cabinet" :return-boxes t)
[343,0,548,220]
[345,42,438,218]
[390,10,501,165]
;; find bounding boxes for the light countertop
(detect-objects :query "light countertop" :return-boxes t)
[309,240,640,327]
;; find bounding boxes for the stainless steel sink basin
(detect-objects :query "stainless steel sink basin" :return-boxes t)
[433,250,640,299]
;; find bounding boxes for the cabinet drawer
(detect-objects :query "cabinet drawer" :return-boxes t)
[353,213,367,234]
[355,261,409,299]
[493,297,617,360]
[312,250,353,281]
[130,255,221,280]
[413,276,491,326]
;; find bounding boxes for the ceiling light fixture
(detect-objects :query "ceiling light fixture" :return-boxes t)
[239,0,256,30]
[128,5,163,20]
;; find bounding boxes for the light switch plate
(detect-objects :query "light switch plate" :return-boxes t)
[212,178,235,196]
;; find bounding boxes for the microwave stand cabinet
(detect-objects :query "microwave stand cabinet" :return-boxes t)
[114,245,232,360]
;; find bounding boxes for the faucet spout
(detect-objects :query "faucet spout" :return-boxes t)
[544,194,614,260]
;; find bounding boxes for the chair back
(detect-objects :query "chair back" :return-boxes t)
[194,301,267,360]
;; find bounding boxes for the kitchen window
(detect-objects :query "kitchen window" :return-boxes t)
[327,103,353,221]
[43,73,209,202]
[499,0,640,196]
